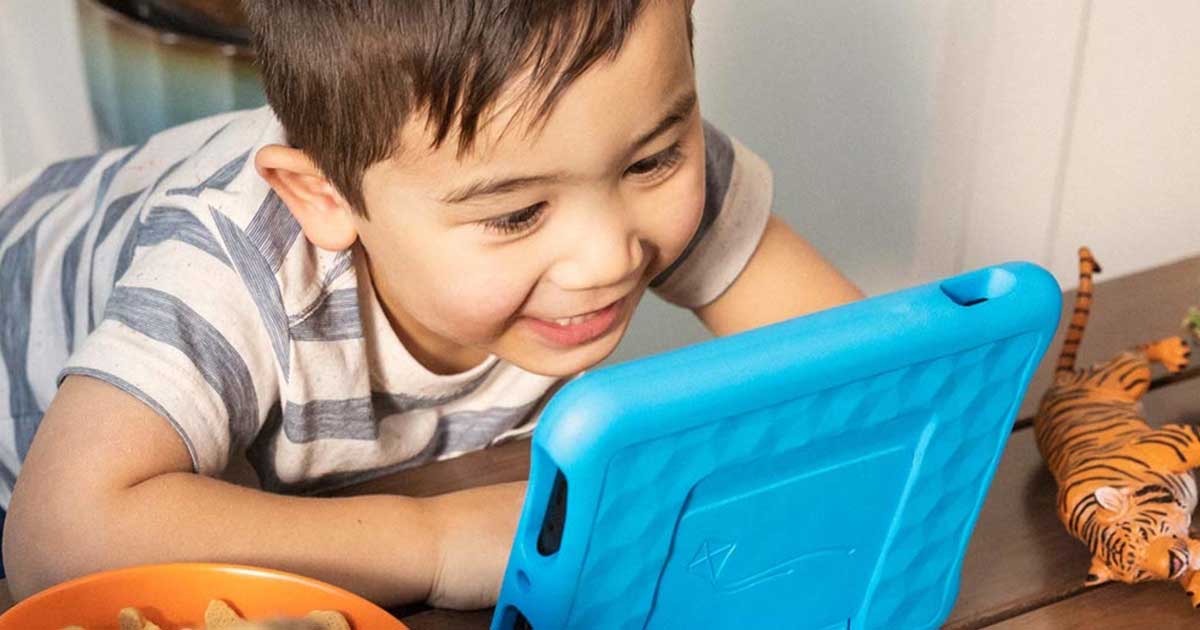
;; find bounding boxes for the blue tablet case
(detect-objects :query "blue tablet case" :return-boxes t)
[492,262,1061,630]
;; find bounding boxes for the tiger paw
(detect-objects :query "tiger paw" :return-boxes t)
[1182,572,1200,609]
[1146,337,1191,373]
[1167,337,1192,373]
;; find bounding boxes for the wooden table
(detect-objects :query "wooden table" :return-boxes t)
[3,256,1198,629]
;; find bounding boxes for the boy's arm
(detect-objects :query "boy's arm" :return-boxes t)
[694,213,864,336]
[4,375,521,609]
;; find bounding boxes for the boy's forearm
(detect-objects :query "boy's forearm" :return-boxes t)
[7,472,513,606]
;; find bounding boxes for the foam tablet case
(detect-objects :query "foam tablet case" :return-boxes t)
[492,262,1061,630]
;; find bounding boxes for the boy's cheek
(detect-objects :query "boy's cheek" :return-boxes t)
[440,273,531,335]
[647,163,706,275]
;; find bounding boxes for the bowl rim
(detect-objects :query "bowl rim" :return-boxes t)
[0,561,399,623]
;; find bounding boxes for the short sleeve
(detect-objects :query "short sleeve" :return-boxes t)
[60,206,282,477]
[649,121,773,308]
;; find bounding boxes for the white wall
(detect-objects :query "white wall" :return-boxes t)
[922,0,1200,289]
[2,1,1198,365]
[693,0,953,295]
[0,0,98,181]
[918,1,1088,281]
[1048,0,1200,282]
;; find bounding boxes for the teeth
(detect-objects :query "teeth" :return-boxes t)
[552,311,599,327]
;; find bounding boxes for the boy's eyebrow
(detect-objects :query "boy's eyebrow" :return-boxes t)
[440,172,568,206]
[439,89,699,206]
[630,89,698,155]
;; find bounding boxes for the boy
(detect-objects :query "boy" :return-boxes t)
[0,0,861,610]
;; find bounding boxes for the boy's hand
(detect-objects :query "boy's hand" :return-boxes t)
[425,481,526,609]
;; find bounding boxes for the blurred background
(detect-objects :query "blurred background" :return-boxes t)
[1,0,1197,366]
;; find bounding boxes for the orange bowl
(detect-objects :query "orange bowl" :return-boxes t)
[0,563,410,630]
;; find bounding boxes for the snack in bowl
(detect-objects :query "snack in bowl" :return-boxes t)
[59,598,352,630]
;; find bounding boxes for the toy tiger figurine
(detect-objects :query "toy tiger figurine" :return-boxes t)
[1034,246,1200,605]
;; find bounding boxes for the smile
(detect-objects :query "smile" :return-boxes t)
[525,296,627,347]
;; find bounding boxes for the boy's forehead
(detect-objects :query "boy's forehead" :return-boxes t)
[382,0,695,186]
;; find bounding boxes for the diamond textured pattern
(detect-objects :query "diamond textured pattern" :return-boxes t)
[563,333,1039,629]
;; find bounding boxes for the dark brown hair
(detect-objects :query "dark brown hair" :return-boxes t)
[245,0,690,215]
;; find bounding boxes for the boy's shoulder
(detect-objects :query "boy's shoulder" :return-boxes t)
[1,105,344,327]
[126,106,348,318]
[0,106,286,241]
[135,106,286,228]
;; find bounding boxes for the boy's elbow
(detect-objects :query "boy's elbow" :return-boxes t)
[4,499,58,601]
[5,495,69,601]
[3,479,117,601]
[4,539,55,603]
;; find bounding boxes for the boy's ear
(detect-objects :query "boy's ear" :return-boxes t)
[254,145,358,252]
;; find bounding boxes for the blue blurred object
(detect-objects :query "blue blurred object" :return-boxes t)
[493,262,1062,630]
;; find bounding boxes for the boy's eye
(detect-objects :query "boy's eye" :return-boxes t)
[481,202,547,235]
[625,142,684,178]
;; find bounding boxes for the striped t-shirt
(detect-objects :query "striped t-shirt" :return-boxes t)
[0,106,773,507]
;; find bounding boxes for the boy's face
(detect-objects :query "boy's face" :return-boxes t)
[355,0,703,377]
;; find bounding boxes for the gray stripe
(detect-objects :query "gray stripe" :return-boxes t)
[438,402,539,453]
[60,225,88,351]
[90,157,192,328]
[281,366,497,443]
[292,252,355,323]
[58,366,201,473]
[281,397,374,442]
[650,120,734,288]
[0,231,41,459]
[135,206,231,267]
[0,154,100,245]
[88,190,143,334]
[210,209,291,379]
[98,156,189,251]
[104,286,260,454]
[166,149,251,197]
[92,144,145,217]
[251,400,535,496]
[12,413,42,467]
[322,251,353,287]
[92,156,191,329]
[111,211,144,285]
[288,289,362,341]
[0,452,17,491]
[249,403,422,496]
[196,119,235,154]
[245,191,301,273]
[96,190,141,247]
[0,158,102,458]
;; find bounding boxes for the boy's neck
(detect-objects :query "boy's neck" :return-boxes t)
[359,247,491,376]
[390,314,492,376]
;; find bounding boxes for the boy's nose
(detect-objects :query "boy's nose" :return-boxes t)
[548,205,645,291]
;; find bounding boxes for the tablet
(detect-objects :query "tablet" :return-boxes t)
[492,262,1061,630]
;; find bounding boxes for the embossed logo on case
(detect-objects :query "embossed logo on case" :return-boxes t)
[690,539,857,594]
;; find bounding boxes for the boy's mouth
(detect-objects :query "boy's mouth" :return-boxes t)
[524,296,626,347]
